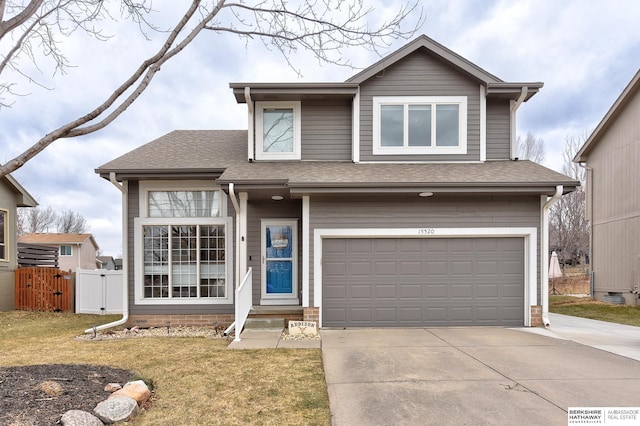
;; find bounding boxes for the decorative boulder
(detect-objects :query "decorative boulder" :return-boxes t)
[60,410,104,426]
[110,380,151,405]
[94,395,139,424]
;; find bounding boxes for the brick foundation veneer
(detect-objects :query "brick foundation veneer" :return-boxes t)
[128,314,234,329]
[304,307,320,323]
[530,305,543,327]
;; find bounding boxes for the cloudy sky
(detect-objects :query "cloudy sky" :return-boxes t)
[2,0,640,257]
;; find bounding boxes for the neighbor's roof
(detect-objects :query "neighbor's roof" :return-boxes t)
[574,68,640,162]
[230,35,543,103]
[18,233,99,250]
[96,130,579,195]
[1,173,37,207]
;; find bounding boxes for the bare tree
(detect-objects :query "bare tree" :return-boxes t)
[17,205,57,235]
[549,134,589,267]
[0,0,423,177]
[56,209,88,233]
[517,131,545,163]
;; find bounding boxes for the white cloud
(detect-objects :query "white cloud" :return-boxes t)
[3,0,640,255]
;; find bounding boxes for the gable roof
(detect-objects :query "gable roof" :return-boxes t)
[1,173,37,207]
[18,233,99,250]
[97,130,579,195]
[574,68,640,162]
[229,35,543,103]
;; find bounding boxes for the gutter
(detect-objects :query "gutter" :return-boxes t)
[541,185,563,327]
[85,172,129,333]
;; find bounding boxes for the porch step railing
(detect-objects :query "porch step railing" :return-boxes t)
[230,268,252,341]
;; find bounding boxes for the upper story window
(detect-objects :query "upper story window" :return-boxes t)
[60,245,72,256]
[255,101,301,160]
[373,96,467,155]
[0,209,6,261]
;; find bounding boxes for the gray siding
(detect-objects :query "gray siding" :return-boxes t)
[246,199,302,304]
[358,50,481,162]
[128,181,234,316]
[587,87,640,302]
[309,194,542,306]
[486,99,511,160]
[302,99,352,160]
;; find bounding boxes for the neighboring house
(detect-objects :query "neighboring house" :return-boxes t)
[96,35,578,330]
[18,233,100,272]
[97,255,117,270]
[0,173,37,311]
[574,69,640,305]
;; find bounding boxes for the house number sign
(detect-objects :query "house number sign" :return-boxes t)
[417,228,435,235]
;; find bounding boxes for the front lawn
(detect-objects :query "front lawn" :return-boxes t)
[0,311,330,425]
[550,296,640,327]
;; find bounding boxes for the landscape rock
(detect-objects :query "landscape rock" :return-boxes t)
[94,395,138,424]
[104,383,122,392]
[60,409,104,426]
[110,380,151,404]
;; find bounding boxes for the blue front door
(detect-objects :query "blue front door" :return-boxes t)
[261,220,298,305]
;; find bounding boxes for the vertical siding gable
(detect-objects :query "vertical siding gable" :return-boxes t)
[358,49,481,162]
[301,99,352,160]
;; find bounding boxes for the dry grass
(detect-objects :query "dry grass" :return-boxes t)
[550,296,640,327]
[549,266,590,295]
[0,311,330,425]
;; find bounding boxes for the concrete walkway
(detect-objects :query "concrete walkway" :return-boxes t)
[226,328,321,349]
[519,312,640,361]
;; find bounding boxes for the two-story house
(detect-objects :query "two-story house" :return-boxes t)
[574,69,640,304]
[0,173,37,311]
[96,35,578,331]
[18,233,100,272]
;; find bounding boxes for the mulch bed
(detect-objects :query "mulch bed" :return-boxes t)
[0,364,135,425]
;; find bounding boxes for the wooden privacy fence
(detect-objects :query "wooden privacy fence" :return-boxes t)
[15,267,73,312]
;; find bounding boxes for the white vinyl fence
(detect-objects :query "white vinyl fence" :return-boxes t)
[75,269,124,314]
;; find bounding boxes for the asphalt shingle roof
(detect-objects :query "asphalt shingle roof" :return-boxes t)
[96,130,578,190]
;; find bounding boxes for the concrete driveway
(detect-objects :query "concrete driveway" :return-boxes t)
[321,325,640,425]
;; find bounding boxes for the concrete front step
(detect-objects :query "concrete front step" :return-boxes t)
[244,317,285,330]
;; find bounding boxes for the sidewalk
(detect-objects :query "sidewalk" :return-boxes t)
[226,328,321,349]
[517,312,640,361]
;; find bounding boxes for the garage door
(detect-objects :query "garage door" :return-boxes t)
[322,237,524,327]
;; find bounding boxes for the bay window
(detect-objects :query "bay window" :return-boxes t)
[135,182,232,304]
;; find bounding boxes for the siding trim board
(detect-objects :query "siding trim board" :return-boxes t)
[313,227,537,327]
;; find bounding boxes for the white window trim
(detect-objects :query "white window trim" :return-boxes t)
[139,180,227,218]
[260,218,299,305]
[0,209,7,262]
[313,227,537,327]
[372,96,467,155]
[255,101,301,160]
[133,216,233,305]
[135,181,231,305]
[60,245,73,256]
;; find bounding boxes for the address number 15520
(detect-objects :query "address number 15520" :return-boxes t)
[417,228,435,235]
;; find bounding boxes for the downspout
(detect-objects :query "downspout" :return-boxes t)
[510,86,528,160]
[84,172,128,333]
[541,185,563,327]
[224,182,241,336]
[245,87,254,162]
[578,162,594,297]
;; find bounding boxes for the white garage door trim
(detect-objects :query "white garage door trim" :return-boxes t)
[314,227,537,327]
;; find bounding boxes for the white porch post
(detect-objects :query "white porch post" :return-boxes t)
[239,192,248,276]
[302,196,310,307]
